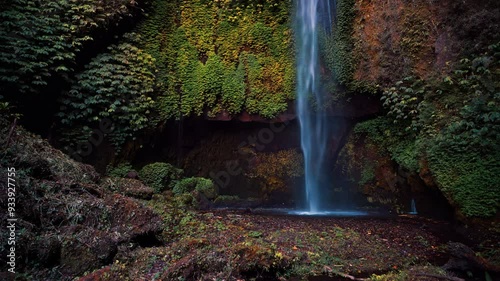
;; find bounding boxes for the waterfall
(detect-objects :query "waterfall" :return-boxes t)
[409,199,418,215]
[295,0,332,213]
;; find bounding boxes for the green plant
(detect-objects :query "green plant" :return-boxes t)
[0,0,135,96]
[194,178,217,199]
[139,162,183,193]
[134,0,295,120]
[248,231,263,238]
[321,0,356,88]
[106,162,133,178]
[381,76,426,134]
[172,177,198,195]
[173,177,216,199]
[354,43,500,217]
[58,33,157,149]
[359,163,375,186]
[423,44,500,217]
[400,10,431,60]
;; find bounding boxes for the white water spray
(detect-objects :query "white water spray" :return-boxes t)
[295,0,332,213]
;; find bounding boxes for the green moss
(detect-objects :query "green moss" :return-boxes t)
[134,0,294,119]
[320,0,356,93]
[358,163,375,186]
[194,178,217,199]
[106,162,133,178]
[139,162,183,193]
[353,117,420,173]
[353,43,500,218]
[388,141,419,172]
[427,148,499,217]
[172,177,197,195]
[173,177,216,199]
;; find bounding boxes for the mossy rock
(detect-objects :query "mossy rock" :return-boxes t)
[173,192,198,209]
[139,162,183,193]
[173,177,216,199]
[106,162,133,178]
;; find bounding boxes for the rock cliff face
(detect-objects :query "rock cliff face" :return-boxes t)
[126,0,500,217]
[8,0,494,219]
[352,0,499,85]
[335,0,500,220]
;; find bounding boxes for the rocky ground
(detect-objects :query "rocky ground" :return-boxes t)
[77,203,500,281]
[1,121,499,281]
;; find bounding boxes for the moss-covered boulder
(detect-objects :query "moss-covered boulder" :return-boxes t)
[173,177,216,199]
[139,162,183,192]
[0,122,164,279]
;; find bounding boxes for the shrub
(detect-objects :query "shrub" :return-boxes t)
[106,162,133,178]
[172,177,198,195]
[173,177,216,199]
[194,178,217,199]
[139,162,183,193]
[58,33,157,150]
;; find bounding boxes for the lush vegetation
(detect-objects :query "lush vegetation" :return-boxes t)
[320,0,355,87]
[173,177,216,199]
[2,1,500,280]
[106,161,134,178]
[135,0,295,119]
[351,44,500,217]
[318,0,377,103]
[58,34,158,149]
[0,0,137,96]
[139,162,183,193]
[0,0,298,156]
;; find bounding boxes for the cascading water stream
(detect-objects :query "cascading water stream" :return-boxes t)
[295,0,331,213]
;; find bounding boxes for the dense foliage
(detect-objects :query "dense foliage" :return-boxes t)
[173,177,216,199]
[136,0,295,119]
[139,162,183,192]
[58,33,157,149]
[106,161,134,178]
[352,44,500,217]
[0,0,137,96]
[318,0,377,101]
[321,0,355,87]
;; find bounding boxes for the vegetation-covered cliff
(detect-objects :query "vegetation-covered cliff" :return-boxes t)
[1,0,500,280]
[334,0,500,220]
